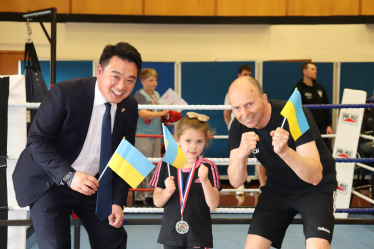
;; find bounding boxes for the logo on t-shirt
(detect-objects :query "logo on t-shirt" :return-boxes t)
[252,148,260,154]
[305,92,312,99]
[318,227,330,233]
[337,182,348,194]
[336,148,353,158]
[317,90,323,98]
[341,113,358,126]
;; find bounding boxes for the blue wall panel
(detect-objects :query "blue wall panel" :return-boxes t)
[340,62,374,102]
[21,61,93,89]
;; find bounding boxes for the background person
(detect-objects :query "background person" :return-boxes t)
[295,62,333,152]
[133,68,168,206]
[12,42,142,249]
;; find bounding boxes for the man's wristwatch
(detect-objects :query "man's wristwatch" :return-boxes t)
[63,171,74,184]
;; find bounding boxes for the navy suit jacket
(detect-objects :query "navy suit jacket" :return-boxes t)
[13,77,138,207]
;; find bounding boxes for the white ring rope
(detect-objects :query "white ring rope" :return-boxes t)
[351,190,374,205]
[5,155,259,165]
[8,102,232,110]
[359,134,374,141]
[356,163,374,172]
[8,206,256,213]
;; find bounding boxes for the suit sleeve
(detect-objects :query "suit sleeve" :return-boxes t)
[26,83,75,185]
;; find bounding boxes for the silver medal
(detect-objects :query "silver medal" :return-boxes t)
[175,219,189,234]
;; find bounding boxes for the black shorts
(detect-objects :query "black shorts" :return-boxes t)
[248,186,336,249]
[163,245,210,249]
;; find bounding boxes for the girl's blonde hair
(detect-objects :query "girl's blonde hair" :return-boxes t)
[174,115,215,148]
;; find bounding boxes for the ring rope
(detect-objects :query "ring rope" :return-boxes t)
[356,163,374,172]
[136,134,374,140]
[8,103,374,110]
[6,155,374,164]
[7,206,374,214]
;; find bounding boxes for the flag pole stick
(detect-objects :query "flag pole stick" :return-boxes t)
[162,124,171,177]
[281,116,286,129]
[98,165,109,182]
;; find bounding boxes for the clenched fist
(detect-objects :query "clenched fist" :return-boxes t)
[270,127,289,154]
[164,176,176,195]
[237,131,259,159]
[198,164,209,183]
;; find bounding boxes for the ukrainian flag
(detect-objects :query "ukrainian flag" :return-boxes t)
[108,138,155,189]
[162,126,187,169]
[280,88,310,141]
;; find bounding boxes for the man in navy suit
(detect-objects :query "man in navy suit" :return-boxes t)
[13,42,142,249]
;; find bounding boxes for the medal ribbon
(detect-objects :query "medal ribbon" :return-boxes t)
[177,160,198,217]
[144,89,159,105]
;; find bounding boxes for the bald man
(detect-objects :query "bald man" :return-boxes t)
[227,77,337,249]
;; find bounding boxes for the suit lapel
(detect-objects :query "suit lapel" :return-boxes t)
[80,78,96,145]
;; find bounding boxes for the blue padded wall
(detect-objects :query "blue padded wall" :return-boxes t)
[340,62,374,102]
[21,61,93,89]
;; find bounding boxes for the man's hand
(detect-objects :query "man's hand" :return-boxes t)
[198,164,209,183]
[271,127,289,154]
[237,132,259,159]
[108,204,124,228]
[326,126,332,140]
[69,171,99,196]
[165,176,176,195]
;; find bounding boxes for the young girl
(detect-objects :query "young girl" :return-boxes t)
[150,112,221,249]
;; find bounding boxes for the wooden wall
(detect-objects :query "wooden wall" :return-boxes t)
[0,51,24,75]
[0,0,373,16]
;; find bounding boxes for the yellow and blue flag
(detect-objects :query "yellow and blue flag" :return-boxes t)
[108,138,155,189]
[280,88,310,141]
[162,126,187,169]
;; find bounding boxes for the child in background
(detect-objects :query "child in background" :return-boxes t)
[150,112,221,249]
[134,68,169,206]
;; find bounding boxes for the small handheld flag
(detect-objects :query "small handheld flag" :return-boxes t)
[100,138,155,189]
[162,124,187,170]
[280,88,310,141]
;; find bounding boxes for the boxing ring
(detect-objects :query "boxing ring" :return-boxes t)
[4,93,374,248]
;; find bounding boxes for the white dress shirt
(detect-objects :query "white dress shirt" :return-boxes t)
[71,81,117,176]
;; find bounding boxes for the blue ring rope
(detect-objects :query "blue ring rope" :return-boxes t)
[335,158,374,163]
[335,208,374,213]
[304,103,374,109]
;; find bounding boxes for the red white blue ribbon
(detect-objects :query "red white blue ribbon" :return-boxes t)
[177,160,197,217]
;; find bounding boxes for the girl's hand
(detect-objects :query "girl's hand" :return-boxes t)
[198,164,209,183]
[165,176,176,195]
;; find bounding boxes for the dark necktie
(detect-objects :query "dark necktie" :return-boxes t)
[96,102,113,221]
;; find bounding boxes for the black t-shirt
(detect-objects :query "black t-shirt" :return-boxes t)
[229,99,337,193]
[150,156,221,248]
[295,79,332,129]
